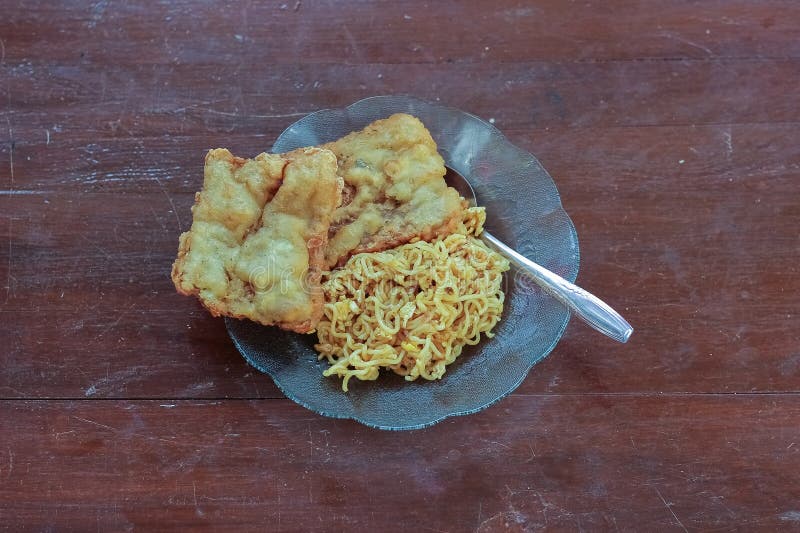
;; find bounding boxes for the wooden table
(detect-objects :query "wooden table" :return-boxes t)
[2,1,799,530]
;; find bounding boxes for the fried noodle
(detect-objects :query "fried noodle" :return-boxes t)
[315,208,510,391]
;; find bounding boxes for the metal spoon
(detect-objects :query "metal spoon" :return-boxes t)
[445,168,633,343]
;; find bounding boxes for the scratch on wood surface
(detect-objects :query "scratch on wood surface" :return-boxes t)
[85,364,148,397]
[5,448,12,478]
[185,381,215,393]
[72,416,117,432]
[112,225,131,244]
[710,494,736,519]
[5,212,11,303]
[476,508,529,533]
[100,72,107,104]
[167,98,229,115]
[658,31,713,56]
[80,234,112,261]
[54,430,76,440]
[723,126,733,161]
[525,444,537,463]
[476,512,504,532]
[153,175,182,232]
[5,217,11,303]
[653,486,688,533]
[341,24,364,62]
[0,385,25,396]
[148,203,168,232]
[72,166,179,186]
[71,414,222,451]
[0,39,5,65]
[193,481,205,517]
[88,0,109,28]
[481,439,511,450]
[198,108,309,119]
[0,189,48,195]
[6,116,14,188]
[91,302,137,344]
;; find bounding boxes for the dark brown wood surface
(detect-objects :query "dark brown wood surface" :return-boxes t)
[1,1,798,531]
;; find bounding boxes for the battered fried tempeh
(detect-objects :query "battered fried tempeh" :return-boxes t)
[171,147,342,333]
[322,113,467,267]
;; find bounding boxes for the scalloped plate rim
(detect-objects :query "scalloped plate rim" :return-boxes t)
[225,95,580,430]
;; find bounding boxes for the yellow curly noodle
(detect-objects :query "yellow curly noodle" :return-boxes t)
[315,207,510,391]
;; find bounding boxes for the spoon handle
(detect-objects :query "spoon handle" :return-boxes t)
[482,231,633,343]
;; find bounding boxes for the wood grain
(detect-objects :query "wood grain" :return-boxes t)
[2,121,798,398]
[3,122,800,194]
[1,0,799,529]
[2,396,799,531]
[4,60,800,146]
[2,1,797,65]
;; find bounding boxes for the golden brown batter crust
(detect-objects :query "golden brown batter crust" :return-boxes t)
[171,147,342,333]
[322,113,467,267]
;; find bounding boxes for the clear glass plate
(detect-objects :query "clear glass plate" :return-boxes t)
[226,95,579,430]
